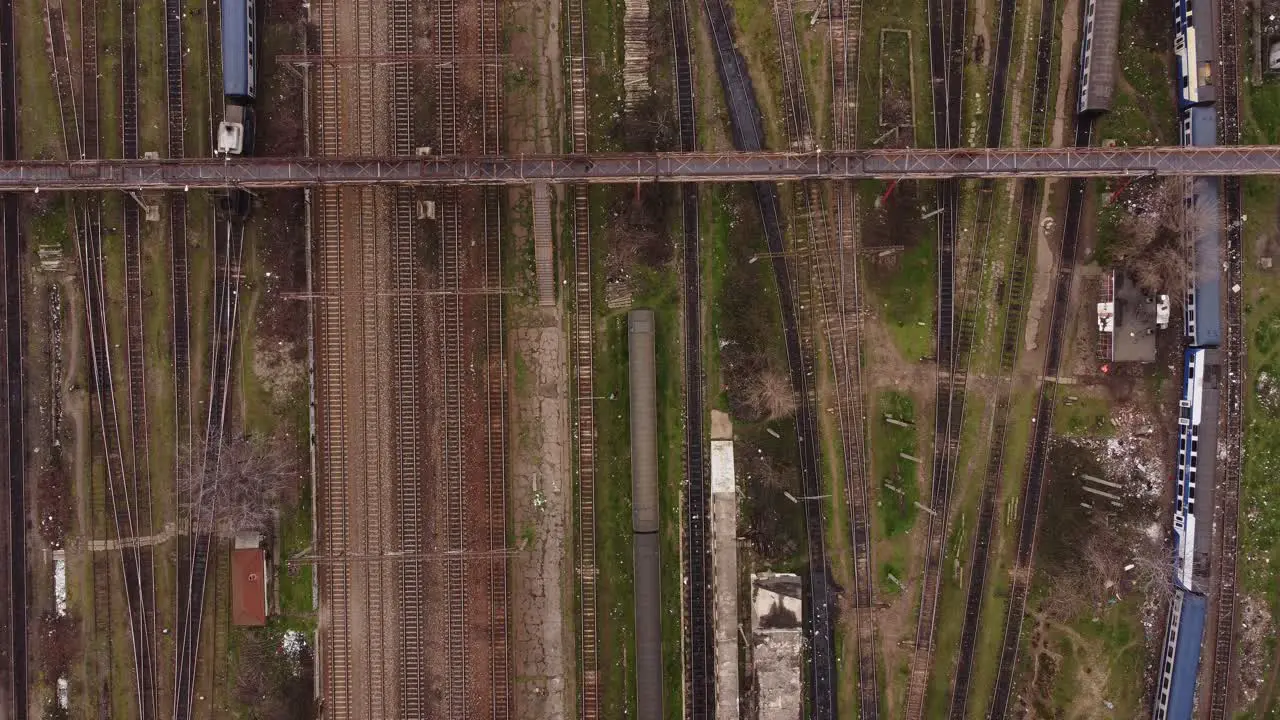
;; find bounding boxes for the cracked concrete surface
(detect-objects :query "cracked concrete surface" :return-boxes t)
[509,316,572,719]
[710,411,740,720]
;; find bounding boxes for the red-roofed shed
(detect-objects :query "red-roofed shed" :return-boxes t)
[231,548,269,626]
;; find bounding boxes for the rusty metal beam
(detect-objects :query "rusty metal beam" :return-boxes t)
[0,146,1278,190]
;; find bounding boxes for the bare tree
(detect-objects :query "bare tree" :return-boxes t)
[178,437,298,538]
[1129,548,1176,606]
[1113,178,1182,254]
[745,366,797,420]
[1109,177,1220,294]
[234,628,317,720]
[1131,244,1190,297]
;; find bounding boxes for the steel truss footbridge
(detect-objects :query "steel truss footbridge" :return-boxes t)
[4,146,1280,189]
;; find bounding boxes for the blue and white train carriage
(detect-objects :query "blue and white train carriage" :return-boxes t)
[1173,0,1217,107]
[1154,1,1224,716]
[1153,588,1208,720]
[1172,348,1219,591]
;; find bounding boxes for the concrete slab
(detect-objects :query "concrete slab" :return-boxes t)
[711,438,739,719]
[752,573,803,720]
[710,408,734,440]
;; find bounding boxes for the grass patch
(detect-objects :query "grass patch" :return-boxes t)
[136,0,168,153]
[870,391,920,536]
[879,560,905,595]
[964,386,1037,719]
[184,2,215,156]
[1053,389,1112,438]
[590,185,685,719]
[854,0,933,148]
[864,232,937,361]
[583,0,625,149]
[924,395,989,714]
[277,491,315,622]
[1239,176,1280,661]
[1243,81,1280,144]
[17,0,65,157]
[727,0,785,148]
[1026,597,1146,718]
[1092,0,1177,146]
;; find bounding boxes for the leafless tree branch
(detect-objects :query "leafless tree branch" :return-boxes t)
[178,437,299,538]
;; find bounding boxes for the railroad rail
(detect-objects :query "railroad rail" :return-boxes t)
[904,0,967,704]
[44,0,81,157]
[119,1,158,716]
[948,0,1056,710]
[987,122,1094,718]
[353,1,392,714]
[825,0,879,711]
[478,0,511,712]
[564,0,599,708]
[671,0,712,710]
[766,0,838,715]
[435,0,472,712]
[1,0,23,712]
[311,1,353,717]
[1208,0,1243,710]
[171,0,231,715]
[162,0,191,608]
[53,0,157,714]
[36,1,155,717]
[175,218,245,720]
[386,0,426,711]
[80,0,98,159]
[12,146,1280,188]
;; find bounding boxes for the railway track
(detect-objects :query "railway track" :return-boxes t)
[385,0,427,711]
[434,0,471,712]
[1,0,23,711]
[905,0,967,707]
[175,216,245,720]
[947,0,1056,712]
[1209,0,1243,711]
[698,0,836,712]
[48,0,159,715]
[172,2,241,714]
[668,0,714,711]
[987,120,1095,719]
[80,0,98,159]
[350,2,392,715]
[76,188,151,720]
[163,0,191,497]
[563,0,600,710]
[477,0,511,711]
[770,4,853,716]
[312,1,352,717]
[34,4,146,719]
[43,0,81,157]
[825,0,879,712]
[119,0,159,715]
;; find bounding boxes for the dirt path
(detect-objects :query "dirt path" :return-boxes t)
[504,1,572,716]
[1023,611,1130,719]
[862,316,936,390]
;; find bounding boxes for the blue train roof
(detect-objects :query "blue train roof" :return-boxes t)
[1168,592,1207,720]
[1190,176,1222,347]
[1186,107,1217,147]
[222,0,252,99]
